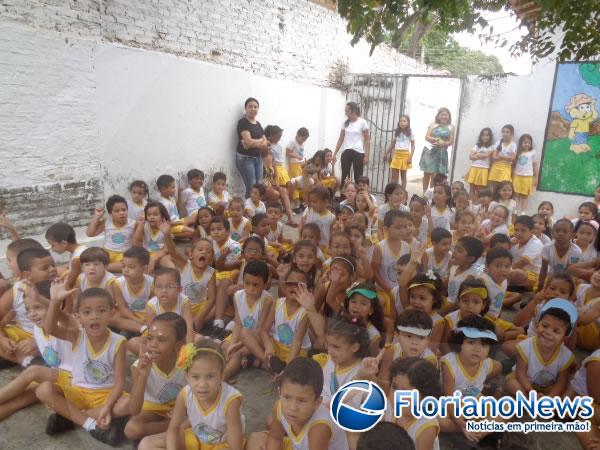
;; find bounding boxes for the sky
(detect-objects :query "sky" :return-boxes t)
[453,10,533,75]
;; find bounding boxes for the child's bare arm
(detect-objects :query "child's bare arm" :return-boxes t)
[87,208,106,237]
[46,280,79,343]
[287,316,308,362]
[515,353,533,393]
[181,302,195,343]
[225,397,244,450]
[166,391,187,450]
[0,214,19,240]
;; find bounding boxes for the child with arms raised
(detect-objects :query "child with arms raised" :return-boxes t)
[139,339,244,450]
[36,287,129,445]
[87,194,141,272]
[246,357,348,450]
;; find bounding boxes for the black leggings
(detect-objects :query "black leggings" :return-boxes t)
[340,149,364,184]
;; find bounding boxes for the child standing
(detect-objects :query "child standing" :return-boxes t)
[45,222,86,289]
[180,169,206,217]
[207,172,231,216]
[265,125,296,225]
[87,194,140,272]
[506,299,576,396]
[386,115,415,189]
[512,134,538,214]
[538,219,582,289]
[489,181,517,225]
[299,187,336,252]
[466,127,494,201]
[286,127,310,206]
[139,340,244,450]
[246,357,348,450]
[488,124,517,189]
[36,287,128,445]
[127,180,149,221]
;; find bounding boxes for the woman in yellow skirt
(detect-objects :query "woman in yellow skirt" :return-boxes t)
[512,134,538,214]
[385,115,415,190]
[465,127,494,201]
[488,124,517,191]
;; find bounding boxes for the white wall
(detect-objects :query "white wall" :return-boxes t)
[452,61,591,217]
[96,43,347,196]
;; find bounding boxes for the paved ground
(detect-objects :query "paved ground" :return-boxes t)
[0,177,584,449]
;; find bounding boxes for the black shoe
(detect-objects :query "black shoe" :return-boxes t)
[45,413,75,435]
[209,325,224,339]
[0,358,16,370]
[90,423,120,447]
[269,356,287,374]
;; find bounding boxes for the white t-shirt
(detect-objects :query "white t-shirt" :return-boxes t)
[493,140,517,160]
[541,242,582,276]
[182,187,207,214]
[341,118,369,154]
[271,143,285,165]
[489,200,517,224]
[286,139,305,165]
[470,145,494,169]
[511,236,543,274]
[394,133,414,151]
[513,150,536,177]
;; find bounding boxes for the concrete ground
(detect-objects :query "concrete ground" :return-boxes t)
[0,176,584,449]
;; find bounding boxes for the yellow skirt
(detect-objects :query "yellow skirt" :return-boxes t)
[142,400,175,416]
[60,385,112,410]
[376,289,394,320]
[485,315,514,332]
[466,167,489,187]
[275,165,290,185]
[105,249,124,264]
[170,223,186,235]
[272,339,308,362]
[390,149,411,170]
[2,324,33,342]
[56,369,72,388]
[216,270,238,281]
[513,175,534,195]
[191,301,209,316]
[321,178,337,189]
[488,162,512,182]
[289,163,303,200]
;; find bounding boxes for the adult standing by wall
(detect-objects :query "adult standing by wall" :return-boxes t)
[236,97,269,198]
[333,102,370,187]
[419,107,455,194]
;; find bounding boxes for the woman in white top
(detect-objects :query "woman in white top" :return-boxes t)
[333,102,370,185]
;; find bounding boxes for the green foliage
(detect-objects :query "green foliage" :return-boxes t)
[579,63,600,88]
[338,0,600,63]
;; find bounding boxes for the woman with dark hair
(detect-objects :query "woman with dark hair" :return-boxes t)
[419,107,455,193]
[236,97,269,198]
[333,102,370,186]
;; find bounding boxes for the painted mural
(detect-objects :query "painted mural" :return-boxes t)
[539,62,600,195]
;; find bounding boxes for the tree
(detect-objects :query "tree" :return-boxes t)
[391,24,505,75]
[338,0,600,63]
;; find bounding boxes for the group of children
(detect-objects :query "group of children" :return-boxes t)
[1,130,600,450]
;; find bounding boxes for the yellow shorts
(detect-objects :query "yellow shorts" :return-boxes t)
[191,301,209,316]
[56,369,72,388]
[289,163,303,200]
[170,224,186,235]
[60,385,112,410]
[376,288,394,319]
[577,322,600,351]
[132,310,146,321]
[321,178,337,189]
[272,339,307,362]
[105,249,124,264]
[527,270,539,290]
[216,270,238,282]
[142,400,174,416]
[390,150,411,170]
[183,427,229,450]
[466,167,489,187]
[513,175,534,195]
[2,324,33,342]
[488,162,512,182]
[485,315,514,332]
[275,165,290,186]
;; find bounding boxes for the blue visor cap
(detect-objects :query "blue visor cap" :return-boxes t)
[456,327,498,342]
[539,298,578,330]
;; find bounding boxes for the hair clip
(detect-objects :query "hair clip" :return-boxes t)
[425,269,437,281]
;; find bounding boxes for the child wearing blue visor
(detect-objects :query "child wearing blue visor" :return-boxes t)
[506,298,577,397]
[440,316,502,441]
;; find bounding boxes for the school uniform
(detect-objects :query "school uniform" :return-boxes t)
[104,217,136,263]
[430,206,453,231]
[575,284,600,350]
[511,236,543,287]
[229,217,250,242]
[541,242,582,278]
[271,298,310,361]
[143,223,166,257]
[213,238,242,281]
[303,208,336,249]
[313,353,362,405]
[391,341,438,367]
[182,187,207,215]
[244,198,266,218]
[440,352,494,397]
[425,248,452,279]
[513,150,537,196]
[0,281,35,342]
[488,140,516,182]
[181,263,215,316]
[114,274,154,319]
[32,325,72,387]
[147,294,190,316]
[447,265,483,304]
[390,133,414,170]
[466,145,494,187]
[133,360,186,414]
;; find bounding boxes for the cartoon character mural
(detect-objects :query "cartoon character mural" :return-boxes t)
[566,93,598,154]
[539,62,600,196]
